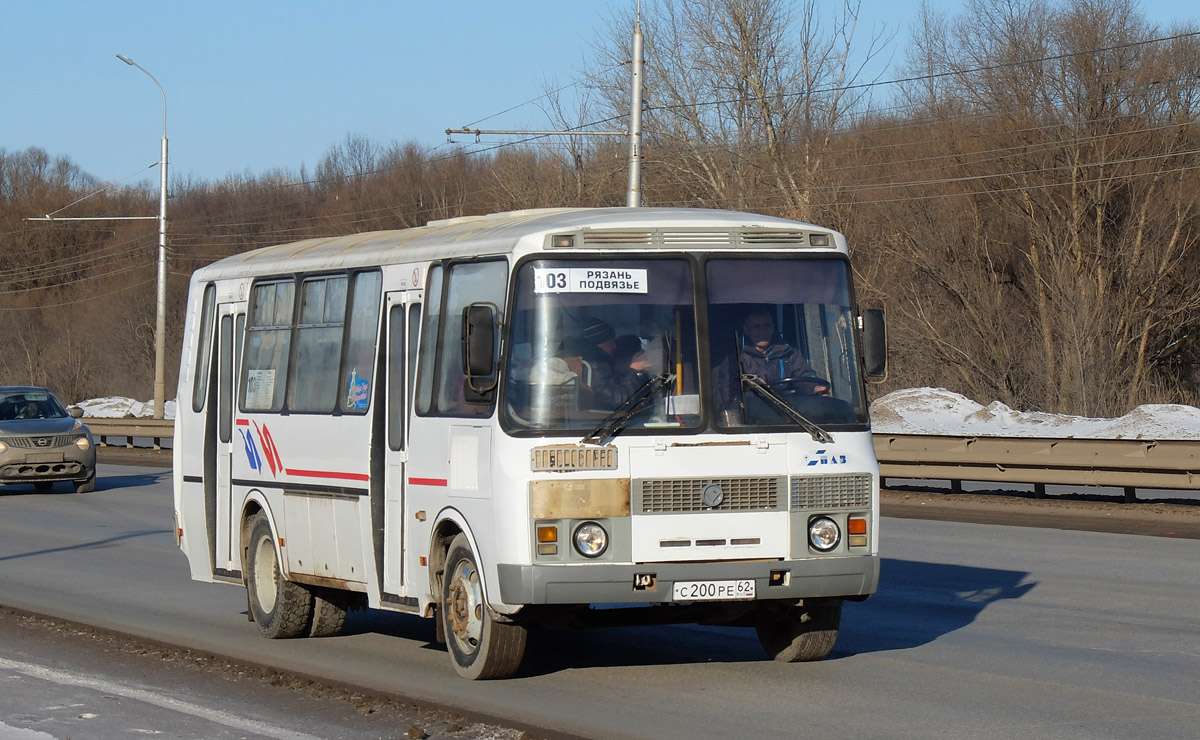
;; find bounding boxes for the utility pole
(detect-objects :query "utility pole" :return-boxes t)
[446,10,646,207]
[625,15,644,207]
[27,54,169,419]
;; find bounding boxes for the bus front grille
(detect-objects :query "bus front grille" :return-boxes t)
[635,476,783,513]
[790,473,872,509]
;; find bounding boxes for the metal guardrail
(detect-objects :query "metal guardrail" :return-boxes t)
[86,418,174,450]
[84,420,1200,501]
[874,434,1200,502]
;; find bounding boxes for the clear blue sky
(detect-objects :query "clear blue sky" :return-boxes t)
[2,1,1194,187]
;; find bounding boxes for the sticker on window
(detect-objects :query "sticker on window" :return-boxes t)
[346,368,370,410]
[534,268,648,294]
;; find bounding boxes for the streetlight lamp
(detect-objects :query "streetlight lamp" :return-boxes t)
[116,54,168,420]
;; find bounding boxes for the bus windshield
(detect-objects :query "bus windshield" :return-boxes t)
[503,255,867,434]
[706,257,865,429]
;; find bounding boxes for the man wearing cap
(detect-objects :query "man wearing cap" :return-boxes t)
[580,318,651,409]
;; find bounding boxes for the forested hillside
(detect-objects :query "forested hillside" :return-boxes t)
[3,0,1197,418]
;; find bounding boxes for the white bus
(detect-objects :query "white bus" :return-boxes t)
[173,207,887,679]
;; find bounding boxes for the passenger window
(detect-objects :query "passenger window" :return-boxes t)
[339,271,382,413]
[288,275,348,412]
[242,280,295,411]
[191,284,216,413]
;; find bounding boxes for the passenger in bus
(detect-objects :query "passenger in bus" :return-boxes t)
[714,308,828,411]
[580,318,652,409]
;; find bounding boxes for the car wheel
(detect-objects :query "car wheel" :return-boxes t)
[245,512,313,638]
[73,472,96,493]
[440,533,526,679]
[755,598,842,662]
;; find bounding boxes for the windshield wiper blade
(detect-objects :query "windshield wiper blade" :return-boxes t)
[581,372,676,446]
[740,374,833,443]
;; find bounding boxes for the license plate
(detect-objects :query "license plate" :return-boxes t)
[672,579,756,602]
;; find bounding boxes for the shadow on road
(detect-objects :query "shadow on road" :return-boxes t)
[332,557,1035,677]
[0,529,168,563]
[834,558,1035,656]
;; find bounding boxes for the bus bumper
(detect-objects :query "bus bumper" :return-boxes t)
[496,555,879,606]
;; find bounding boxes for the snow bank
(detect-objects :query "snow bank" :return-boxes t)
[76,397,177,420]
[871,387,1200,440]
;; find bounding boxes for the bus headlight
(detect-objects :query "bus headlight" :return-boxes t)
[808,517,841,552]
[573,521,608,558]
[0,441,7,454]
[75,436,91,451]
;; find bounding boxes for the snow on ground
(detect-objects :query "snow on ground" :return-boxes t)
[76,397,177,420]
[75,389,1200,441]
[871,387,1200,440]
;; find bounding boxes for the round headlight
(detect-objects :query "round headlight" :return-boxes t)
[808,517,841,552]
[0,441,7,454]
[573,521,609,558]
[75,436,91,451]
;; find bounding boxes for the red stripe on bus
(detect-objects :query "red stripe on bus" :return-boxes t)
[235,419,250,426]
[409,477,449,487]
[284,469,370,482]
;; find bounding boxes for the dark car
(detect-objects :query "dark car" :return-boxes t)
[0,386,96,493]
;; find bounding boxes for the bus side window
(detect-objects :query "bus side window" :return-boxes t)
[340,270,382,414]
[415,261,506,418]
[242,280,295,412]
[191,284,216,413]
[387,304,405,451]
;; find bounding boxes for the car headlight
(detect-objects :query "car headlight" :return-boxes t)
[75,436,91,451]
[808,516,841,552]
[573,521,609,558]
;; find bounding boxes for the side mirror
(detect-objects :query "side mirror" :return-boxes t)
[68,407,84,419]
[462,303,498,394]
[862,307,887,381]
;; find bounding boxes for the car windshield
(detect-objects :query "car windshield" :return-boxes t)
[504,258,701,433]
[706,257,866,428]
[0,391,69,422]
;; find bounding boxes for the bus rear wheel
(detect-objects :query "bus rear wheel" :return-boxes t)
[245,512,313,639]
[440,533,526,679]
[309,587,350,637]
[754,598,842,662]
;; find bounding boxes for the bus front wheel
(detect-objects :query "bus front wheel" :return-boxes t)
[245,512,313,639]
[440,533,526,679]
[754,598,842,662]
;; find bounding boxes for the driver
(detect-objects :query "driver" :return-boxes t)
[715,309,827,410]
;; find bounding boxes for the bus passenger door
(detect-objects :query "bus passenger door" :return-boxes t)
[213,304,244,576]
[382,292,421,594]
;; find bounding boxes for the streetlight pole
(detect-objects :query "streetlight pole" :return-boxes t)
[116,54,168,420]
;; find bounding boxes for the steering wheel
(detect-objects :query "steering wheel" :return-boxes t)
[766,375,830,396]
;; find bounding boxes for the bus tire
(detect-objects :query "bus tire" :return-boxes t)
[440,533,526,680]
[245,513,313,639]
[754,598,842,662]
[309,587,349,638]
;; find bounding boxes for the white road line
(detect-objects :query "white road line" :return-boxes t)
[0,657,326,740]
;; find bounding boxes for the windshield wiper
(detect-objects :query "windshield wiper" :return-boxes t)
[739,373,833,443]
[581,372,676,446]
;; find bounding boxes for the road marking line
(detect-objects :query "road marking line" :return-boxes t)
[0,657,324,740]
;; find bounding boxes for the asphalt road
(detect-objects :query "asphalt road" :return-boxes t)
[2,462,1199,739]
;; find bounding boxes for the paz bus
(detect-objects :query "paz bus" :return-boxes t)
[173,207,887,679]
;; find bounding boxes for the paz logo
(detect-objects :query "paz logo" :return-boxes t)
[806,448,847,466]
